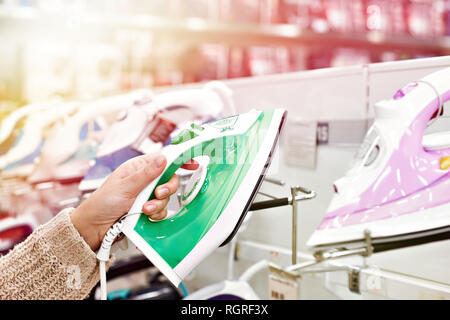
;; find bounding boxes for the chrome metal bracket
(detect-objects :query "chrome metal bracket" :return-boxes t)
[290,185,317,265]
[284,229,374,275]
[250,183,317,265]
[268,262,299,282]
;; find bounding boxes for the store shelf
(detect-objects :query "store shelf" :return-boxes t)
[1,6,450,53]
[237,240,450,300]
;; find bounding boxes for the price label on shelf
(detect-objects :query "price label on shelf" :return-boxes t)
[317,122,329,145]
[268,274,298,300]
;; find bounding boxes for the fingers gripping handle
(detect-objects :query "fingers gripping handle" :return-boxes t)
[128,144,190,219]
[180,156,209,207]
[147,156,209,222]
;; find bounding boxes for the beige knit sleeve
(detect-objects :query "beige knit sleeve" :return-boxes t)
[0,208,108,300]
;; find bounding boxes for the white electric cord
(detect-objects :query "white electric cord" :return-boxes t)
[238,260,269,283]
[416,80,444,128]
[99,260,107,300]
[96,220,124,300]
[96,212,140,300]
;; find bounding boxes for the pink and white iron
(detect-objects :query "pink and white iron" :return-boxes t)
[308,67,450,251]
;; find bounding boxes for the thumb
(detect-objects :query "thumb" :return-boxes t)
[121,153,167,197]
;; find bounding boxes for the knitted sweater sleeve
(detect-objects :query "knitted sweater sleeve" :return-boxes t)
[0,208,109,300]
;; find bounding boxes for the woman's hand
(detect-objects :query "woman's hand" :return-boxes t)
[70,153,178,251]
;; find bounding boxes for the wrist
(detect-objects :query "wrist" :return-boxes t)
[70,204,103,251]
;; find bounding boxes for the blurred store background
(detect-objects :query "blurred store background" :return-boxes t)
[1,0,450,109]
[1,1,450,300]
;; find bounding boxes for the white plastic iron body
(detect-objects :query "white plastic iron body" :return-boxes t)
[120,109,286,287]
[0,99,62,146]
[96,83,229,158]
[184,279,260,300]
[0,102,79,175]
[27,90,153,184]
[80,82,234,192]
[308,67,450,248]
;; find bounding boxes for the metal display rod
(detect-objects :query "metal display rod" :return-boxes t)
[251,183,317,265]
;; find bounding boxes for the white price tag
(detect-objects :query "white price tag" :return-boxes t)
[284,118,317,169]
[268,274,298,300]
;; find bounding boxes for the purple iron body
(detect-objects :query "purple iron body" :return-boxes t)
[308,67,450,250]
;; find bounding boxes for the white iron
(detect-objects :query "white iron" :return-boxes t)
[79,82,233,192]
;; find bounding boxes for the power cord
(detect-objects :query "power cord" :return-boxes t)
[96,212,141,300]
[95,208,195,300]
[415,80,444,127]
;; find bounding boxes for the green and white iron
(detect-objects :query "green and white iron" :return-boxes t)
[119,109,287,287]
